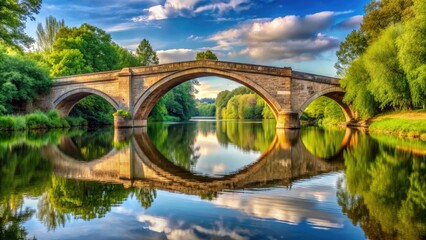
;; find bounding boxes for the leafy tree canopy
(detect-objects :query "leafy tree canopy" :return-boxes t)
[0,0,41,51]
[136,39,159,66]
[50,23,119,77]
[196,50,218,60]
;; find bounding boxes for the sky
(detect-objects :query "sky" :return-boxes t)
[25,0,370,99]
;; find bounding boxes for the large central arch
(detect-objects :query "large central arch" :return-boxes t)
[132,67,282,121]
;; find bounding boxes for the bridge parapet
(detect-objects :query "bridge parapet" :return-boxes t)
[130,60,292,77]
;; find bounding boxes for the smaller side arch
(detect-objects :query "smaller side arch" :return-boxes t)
[298,87,354,122]
[53,88,120,116]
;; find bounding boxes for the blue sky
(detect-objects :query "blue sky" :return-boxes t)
[25,0,369,98]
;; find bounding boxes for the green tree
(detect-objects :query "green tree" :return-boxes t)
[112,43,139,68]
[361,0,413,41]
[196,50,218,60]
[36,16,65,53]
[340,57,379,118]
[397,0,426,108]
[69,95,115,126]
[335,30,368,76]
[136,39,159,66]
[0,0,41,50]
[0,46,52,114]
[50,23,119,77]
[364,24,411,110]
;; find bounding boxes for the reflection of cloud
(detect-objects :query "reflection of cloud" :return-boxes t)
[212,163,226,174]
[211,187,344,229]
[137,214,249,239]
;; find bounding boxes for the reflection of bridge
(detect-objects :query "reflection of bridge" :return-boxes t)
[36,60,354,129]
[42,128,351,196]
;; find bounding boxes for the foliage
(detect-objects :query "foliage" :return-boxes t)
[397,0,426,108]
[0,0,41,50]
[361,0,413,41]
[364,24,411,110]
[337,0,426,119]
[215,87,274,120]
[304,97,345,126]
[196,102,215,117]
[340,57,379,118]
[136,39,159,66]
[196,50,218,60]
[36,16,65,53]
[112,43,139,68]
[113,109,131,119]
[69,95,114,126]
[0,46,52,115]
[149,81,198,122]
[335,30,368,76]
[50,23,119,77]
[339,132,426,239]
[0,111,88,131]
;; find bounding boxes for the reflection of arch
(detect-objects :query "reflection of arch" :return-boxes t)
[132,68,280,120]
[298,87,354,122]
[56,135,116,163]
[300,128,354,161]
[44,129,344,195]
[53,88,120,116]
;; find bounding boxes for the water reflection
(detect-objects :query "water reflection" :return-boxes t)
[0,122,424,239]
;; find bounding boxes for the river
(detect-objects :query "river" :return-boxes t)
[0,119,425,239]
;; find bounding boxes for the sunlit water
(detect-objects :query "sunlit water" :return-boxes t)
[0,120,425,240]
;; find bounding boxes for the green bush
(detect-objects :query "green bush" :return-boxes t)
[65,116,88,127]
[14,116,26,130]
[25,111,50,129]
[113,110,131,119]
[0,116,15,130]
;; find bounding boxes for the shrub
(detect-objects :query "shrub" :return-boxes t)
[113,110,131,120]
[65,116,88,127]
[0,116,15,130]
[25,111,50,129]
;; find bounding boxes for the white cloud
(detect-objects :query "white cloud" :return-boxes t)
[132,0,250,21]
[137,214,249,239]
[157,48,197,63]
[208,11,345,62]
[187,35,202,40]
[337,15,363,29]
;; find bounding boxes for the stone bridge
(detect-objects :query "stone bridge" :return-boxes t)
[36,60,354,129]
[41,128,352,196]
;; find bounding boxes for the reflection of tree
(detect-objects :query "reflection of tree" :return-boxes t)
[301,126,345,159]
[59,127,114,161]
[148,123,200,170]
[130,188,157,209]
[339,133,426,240]
[216,120,275,152]
[37,176,158,230]
[0,144,53,239]
[0,197,35,240]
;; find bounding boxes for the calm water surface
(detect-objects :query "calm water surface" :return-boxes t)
[0,120,425,240]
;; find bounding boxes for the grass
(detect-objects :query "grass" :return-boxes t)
[368,110,426,140]
[0,110,88,131]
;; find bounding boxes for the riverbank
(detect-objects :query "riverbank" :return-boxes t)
[367,110,426,140]
[0,111,88,131]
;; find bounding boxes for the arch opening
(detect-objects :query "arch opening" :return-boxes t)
[132,68,281,121]
[54,88,119,126]
[299,88,354,124]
